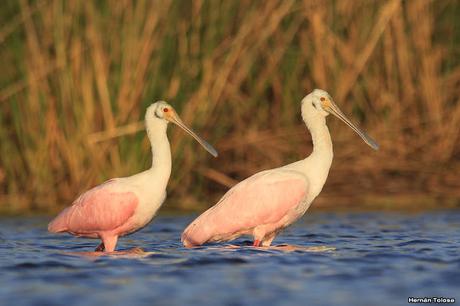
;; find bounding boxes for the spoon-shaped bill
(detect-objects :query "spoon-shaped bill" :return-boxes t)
[322,100,379,150]
[166,111,218,157]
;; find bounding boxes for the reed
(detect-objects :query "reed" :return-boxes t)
[1,0,459,214]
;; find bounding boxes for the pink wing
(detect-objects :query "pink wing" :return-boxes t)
[48,180,138,236]
[182,170,308,246]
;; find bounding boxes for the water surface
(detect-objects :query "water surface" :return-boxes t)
[0,211,459,306]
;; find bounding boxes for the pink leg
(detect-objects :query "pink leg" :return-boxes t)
[253,226,266,247]
[101,235,118,252]
[261,233,277,247]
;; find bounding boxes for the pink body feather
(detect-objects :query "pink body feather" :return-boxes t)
[48,180,139,252]
[182,170,308,247]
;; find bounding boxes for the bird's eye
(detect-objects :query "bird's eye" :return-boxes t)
[320,97,326,101]
[163,108,169,113]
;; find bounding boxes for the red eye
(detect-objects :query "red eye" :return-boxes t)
[163,108,169,112]
[320,97,326,101]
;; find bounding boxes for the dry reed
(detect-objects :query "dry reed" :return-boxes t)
[0,0,459,213]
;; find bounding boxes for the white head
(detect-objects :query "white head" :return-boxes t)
[146,101,218,157]
[302,89,379,150]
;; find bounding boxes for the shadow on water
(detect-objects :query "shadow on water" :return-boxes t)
[0,211,459,306]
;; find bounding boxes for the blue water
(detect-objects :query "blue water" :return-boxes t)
[0,211,459,306]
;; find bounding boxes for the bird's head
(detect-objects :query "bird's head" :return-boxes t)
[147,101,218,157]
[302,89,379,150]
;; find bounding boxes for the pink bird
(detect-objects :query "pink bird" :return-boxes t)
[48,102,217,252]
[182,89,378,248]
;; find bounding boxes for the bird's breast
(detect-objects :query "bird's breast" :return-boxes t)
[133,190,167,223]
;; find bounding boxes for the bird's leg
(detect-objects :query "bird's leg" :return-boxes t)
[253,226,266,247]
[95,243,105,252]
[101,235,118,252]
[261,233,277,247]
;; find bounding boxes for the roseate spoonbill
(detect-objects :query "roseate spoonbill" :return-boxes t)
[48,101,217,252]
[182,89,378,248]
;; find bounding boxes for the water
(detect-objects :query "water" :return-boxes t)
[0,211,459,306]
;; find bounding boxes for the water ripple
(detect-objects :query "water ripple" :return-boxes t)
[0,211,459,306]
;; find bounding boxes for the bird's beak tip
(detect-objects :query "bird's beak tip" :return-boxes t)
[169,112,219,157]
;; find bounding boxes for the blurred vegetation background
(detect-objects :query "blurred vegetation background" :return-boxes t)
[1,0,460,214]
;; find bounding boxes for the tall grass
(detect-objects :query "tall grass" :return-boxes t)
[1,0,459,213]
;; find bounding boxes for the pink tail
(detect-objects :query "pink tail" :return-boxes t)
[48,209,70,233]
[181,231,204,248]
[181,234,196,248]
[181,217,215,247]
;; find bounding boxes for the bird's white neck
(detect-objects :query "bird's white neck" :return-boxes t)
[295,109,334,197]
[306,115,333,162]
[145,118,172,189]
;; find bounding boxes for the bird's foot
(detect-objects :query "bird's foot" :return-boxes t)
[270,244,336,252]
[123,247,146,254]
[94,246,144,255]
[253,240,261,247]
[95,243,105,252]
[65,247,151,258]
